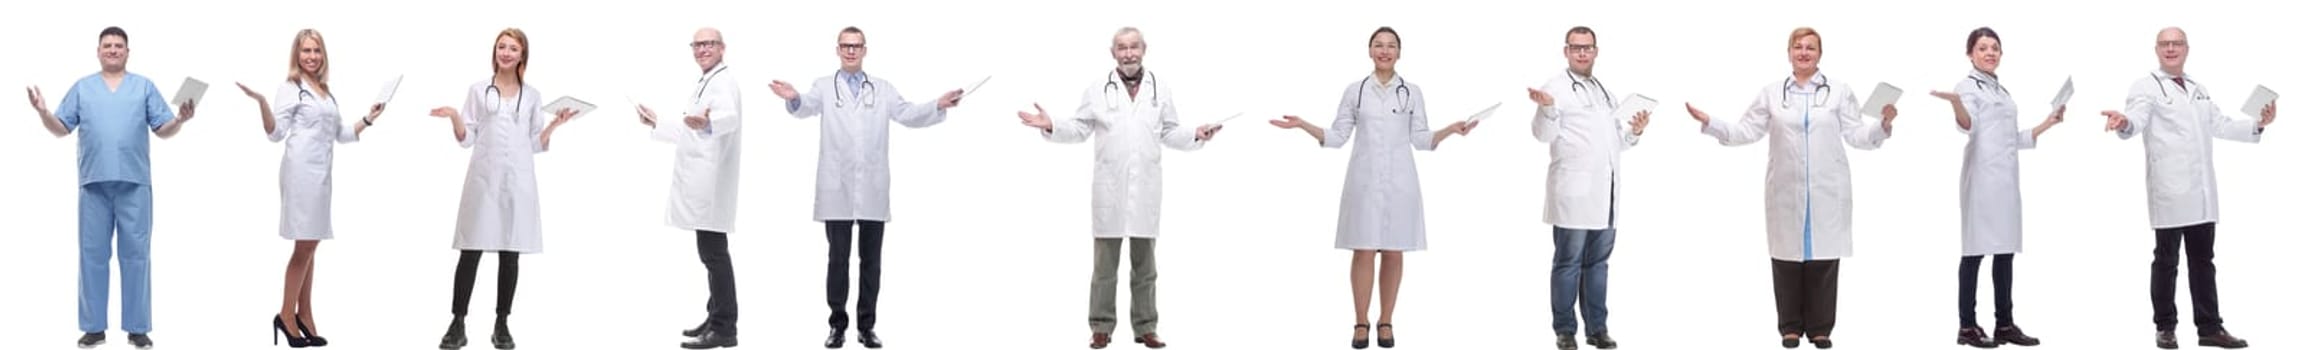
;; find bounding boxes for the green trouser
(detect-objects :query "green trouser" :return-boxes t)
[1090,238,1157,335]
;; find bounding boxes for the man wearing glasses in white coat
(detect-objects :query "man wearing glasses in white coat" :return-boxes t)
[2098,27,2272,350]
[1527,25,1647,350]
[1015,27,1219,349]
[636,27,744,350]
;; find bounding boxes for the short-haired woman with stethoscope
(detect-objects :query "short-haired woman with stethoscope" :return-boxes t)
[1926,27,2055,349]
[1683,27,1898,349]
[1269,26,1475,350]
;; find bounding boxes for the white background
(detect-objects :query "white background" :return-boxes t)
[3,0,2299,349]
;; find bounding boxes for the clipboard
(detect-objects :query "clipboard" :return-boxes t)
[2050,76,2074,108]
[543,96,596,119]
[2241,85,2277,117]
[1212,112,1247,125]
[960,76,992,99]
[1861,82,1902,118]
[1463,102,1503,122]
[375,74,404,105]
[1613,93,1659,122]
[171,77,207,107]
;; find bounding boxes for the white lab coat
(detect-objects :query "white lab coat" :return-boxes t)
[1043,70,1207,239]
[269,80,360,240]
[1532,70,1639,230]
[1700,74,1889,261]
[1953,70,2035,256]
[654,64,744,233]
[787,71,948,222]
[1320,74,1436,251]
[451,81,549,253]
[2115,70,2264,229]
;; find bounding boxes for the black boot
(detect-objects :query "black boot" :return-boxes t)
[490,315,516,349]
[437,317,467,350]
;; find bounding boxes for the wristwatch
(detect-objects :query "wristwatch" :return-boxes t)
[362,117,375,126]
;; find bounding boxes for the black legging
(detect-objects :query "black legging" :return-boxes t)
[451,250,520,318]
[1957,253,2014,329]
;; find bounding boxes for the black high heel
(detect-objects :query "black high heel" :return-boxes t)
[1375,324,1396,348]
[274,316,311,348]
[1350,324,1370,349]
[295,313,329,347]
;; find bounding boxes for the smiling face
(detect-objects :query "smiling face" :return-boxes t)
[1368,31,1400,71]
[1564,32,1597,76]
[1969,36,2001,74]
[97,34,128,72]
[692,28,724,71]
[2155,27,2188,73]
[837,32,866,72]
[296,35,327,78]
[494,35,524,73]
[1111,30,1146,75]
[1787,33,1821,73]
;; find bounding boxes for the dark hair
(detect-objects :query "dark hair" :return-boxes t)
[1368,26,1399,46]
[99,26,127,44]
[1965,27,2000,54]
[1564,26,1596,43]
[840,26,865,42]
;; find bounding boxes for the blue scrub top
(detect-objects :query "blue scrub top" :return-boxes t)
[54,72,176,186]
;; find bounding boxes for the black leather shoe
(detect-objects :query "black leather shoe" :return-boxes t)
[2198,330,2249,349]
[127,333,154,349]
[1374,323,1395,348]
[296,313,329,347]
[438,318,468,350]
[77,332,106,349]
[1586,332,1617,349]
[2154,331,2177,349]
[1780,333,1799,349]
[490,317,515,349]
[681,330,739,349]
[1993,325,2038,346]
[824,329,846,349]
[1555,333,1576,350]
[1350,324,1369,349]
[858,330,883,349]
[1809,335,1834,349]
[682,320,709,338]
[1957,327,1998,348]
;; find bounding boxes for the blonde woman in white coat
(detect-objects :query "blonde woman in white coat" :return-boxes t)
[423,28,579,350]
[1270,26,1475,350]
[231,28,383,348]
[1683,27,1897,349]
[1926,27,2053,349]
[1015,27,1216,349]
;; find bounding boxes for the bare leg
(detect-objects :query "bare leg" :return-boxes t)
[296,241,320,335]
[1376,251,1405,339]
[1351,250,1377,340]
[277,240,317,337]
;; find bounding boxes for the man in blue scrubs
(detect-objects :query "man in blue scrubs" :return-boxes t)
[25,26,198,350]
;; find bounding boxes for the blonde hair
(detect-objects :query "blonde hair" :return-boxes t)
[285,29,331,97]
[495,28,530,84]
[1787,27,1822,51]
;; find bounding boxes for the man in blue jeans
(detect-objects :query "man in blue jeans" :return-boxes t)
[26,26,199,350]
[1529,25,1650,350]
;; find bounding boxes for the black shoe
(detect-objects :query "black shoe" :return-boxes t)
[1586,332,1617,349]
[2155,331,2178,349]
[1993,325,2037,346]
[824,329,846,349]
[439,318,468,350]
[78,332,106,349]
[128,333,154,349]
[489,317,515,350]
[1555,333,1577,350]
[1809,335,1833,349]
[682,320,710,338]
[276,316,312,348]
[681,330,739,349]
[858,330,883,349]
[295,314,329,347]
[1374,323,1395,348]
[2198,330,2249,349]
[1780,333,1799,349]
[1956,327,1997,348]
[1350,324,1369,349]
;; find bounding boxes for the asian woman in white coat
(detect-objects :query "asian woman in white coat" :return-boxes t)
[232,29,384,348]
[1925,27,2053,349]
[1014,27,1216,350]
[766,26,963,349]
[424,28,580,350]
[1683,27,1897,349]
[1270,27,1475,350]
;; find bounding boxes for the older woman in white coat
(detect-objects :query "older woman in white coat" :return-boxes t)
[1271,26,1474,350]
[424,28,579,350]
[767,26,963,349]
[1015,27,1217,350]
[1926,27,2054,349]
[1683,27,1896,349]
[231,28,384,348]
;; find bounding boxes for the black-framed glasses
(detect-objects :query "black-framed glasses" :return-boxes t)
[690,40,723,49]
[1565,44,1597,53]
[2157,40,2188,48]
[838,43,867,51]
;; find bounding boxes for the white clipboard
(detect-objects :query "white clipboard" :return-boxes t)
[1613,93,1658,122]
[2050,76,2074,108]
[1463,102,1503,122]
[960,76,992,99]
[171,77,207,107]
[543,96,596,119]
[375,75,404,105]
[1861,82,1902,118]
[1212,112,1247,125]
[2241,85,2277,117]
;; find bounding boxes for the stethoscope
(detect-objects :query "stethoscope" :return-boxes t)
[1353,76,1414,115]
[834,70,876,108]
[294,80,338,113]
[694,64,728,99]
[2150,74,2211,102]
[1568,70,1615,108]
[1780,75,1831,109]
[1967,73,2009,95]
[483,84,525,115]
[1103,70,1160,109]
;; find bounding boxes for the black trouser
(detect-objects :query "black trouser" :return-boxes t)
[451,250,519,319]
[2151,222,2225,335]
[698,230,738,335]
[1771,259,1839,337]
[1958,253,2015,329]
[826,220,885,332]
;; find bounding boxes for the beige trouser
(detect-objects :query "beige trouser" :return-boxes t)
[1090,237,1157,335]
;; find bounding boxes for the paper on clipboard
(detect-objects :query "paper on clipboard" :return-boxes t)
[1464,102,1503,122]
[960,76,992,99]
[1213,112,1247,125]
[171,77,207,107]
[1861,82,1902,117]
[2241,85,2277,117]
[2050,76,2074,108]
[375,75,404,105]
[543,96,597,119]
[1613,93,1659,122]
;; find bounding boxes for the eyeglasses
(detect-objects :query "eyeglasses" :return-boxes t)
[1565,44,1597,53]
[838,43,867,51]
[690,40,723,49]
[2157,40,2188,49]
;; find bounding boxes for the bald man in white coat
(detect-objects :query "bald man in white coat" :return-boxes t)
[637,28,744,350]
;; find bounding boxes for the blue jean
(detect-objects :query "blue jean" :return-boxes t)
[1551,225,1614,335]
[79,181,154,334]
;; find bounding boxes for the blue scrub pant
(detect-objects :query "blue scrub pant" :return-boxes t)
[78,181,153,334]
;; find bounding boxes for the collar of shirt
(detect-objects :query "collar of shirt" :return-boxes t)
[1787,73,1827,93]
[699,63,730,84]
[1968,68,2006,93]
[2149,69,2190,86]
[839,70,867,94]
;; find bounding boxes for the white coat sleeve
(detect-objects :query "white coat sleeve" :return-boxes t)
[1839,85,1889,150]
[786,80,825,119]
[1953,83,1984,134]
[1619,103,1641,148]
[528,88,551,153]
[267,83,302,143]
[703,78,744,137]
[2117,79,2156,140]
[1532,84,1565,143]
[886,81,949,128]
[335,92,363,144]
[2013,88,2038,150]
[2202,86,2264,143]
[456,86,481,149]
[1319,85,1358,149]
[1043,88,1096,143]
[1702,88,1772,146]
[1408,86,1437,151]
[1157,91,1205,151]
